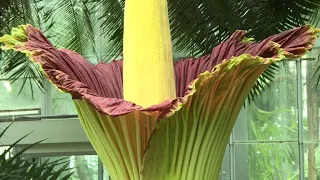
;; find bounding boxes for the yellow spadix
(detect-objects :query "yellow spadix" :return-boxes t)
[123,0,176,107]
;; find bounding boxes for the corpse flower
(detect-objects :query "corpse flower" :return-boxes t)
[0,0,319,179]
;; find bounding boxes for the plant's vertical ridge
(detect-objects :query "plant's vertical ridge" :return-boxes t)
[74,101,159,180]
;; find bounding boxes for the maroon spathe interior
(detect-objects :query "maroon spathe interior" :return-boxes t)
[16,25,317,116]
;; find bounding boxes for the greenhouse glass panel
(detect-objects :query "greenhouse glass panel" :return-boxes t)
[40,155,99,180]
[234,143,299,180]
[301,53,320,142]
[51,85,77,115]
[0,78,41,117]
[234,61,298,142]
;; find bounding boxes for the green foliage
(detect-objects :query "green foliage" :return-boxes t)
[245,62,299,179]
[247,105,298,179]
[0,0,50,96]
[247,63,280,105]
[0,123,73,179]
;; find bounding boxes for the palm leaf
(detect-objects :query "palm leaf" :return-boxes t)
[0,123,73,179]
[96,0,124,60]
[47,0,104,63]
[310,8,320,26]
[0,0,101,95]
[0,0,48,96]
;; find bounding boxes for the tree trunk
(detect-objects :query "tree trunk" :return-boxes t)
[75,156,92,180]
[306,61,319,180]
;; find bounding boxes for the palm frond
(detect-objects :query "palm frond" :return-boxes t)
[45,0,106,64]
[0,123,73,179]
[0,0,102,95]
[247,63,280,105]
[247,1,304,39]
[1,51,46,97]
[309,8,320,26]
[0,0,48,96]
[98,0,124,60]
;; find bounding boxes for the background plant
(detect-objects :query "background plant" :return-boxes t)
[0,123,72,179]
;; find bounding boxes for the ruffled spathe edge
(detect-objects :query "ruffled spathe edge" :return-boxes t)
[0,24,319,118]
